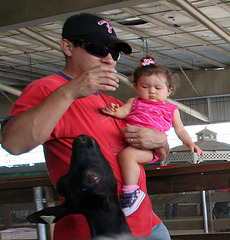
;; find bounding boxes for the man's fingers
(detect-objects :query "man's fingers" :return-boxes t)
[121,125,138,133]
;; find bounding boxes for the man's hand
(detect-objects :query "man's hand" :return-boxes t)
[121,125,169,152]
[121,125,169,161]
[65,65,119,100]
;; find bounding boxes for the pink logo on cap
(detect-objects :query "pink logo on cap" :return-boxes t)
[98,20,113,33]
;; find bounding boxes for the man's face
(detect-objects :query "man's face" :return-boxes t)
[70,43,117,76]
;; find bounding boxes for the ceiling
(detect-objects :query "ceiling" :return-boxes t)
[0,0,230,114]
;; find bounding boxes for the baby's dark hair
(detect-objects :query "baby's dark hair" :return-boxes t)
[133,57,173,89]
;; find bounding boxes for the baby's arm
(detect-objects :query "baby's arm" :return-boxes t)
[101,98,135,119]
[172,109,204,156]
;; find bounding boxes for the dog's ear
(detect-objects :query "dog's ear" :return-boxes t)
[102,197,110,212]
[56,174,70,197]
[27,204,70,224]
[91,194,110,212]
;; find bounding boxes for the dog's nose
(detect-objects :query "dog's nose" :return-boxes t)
[78,135,88,143]
[76,135,97,149]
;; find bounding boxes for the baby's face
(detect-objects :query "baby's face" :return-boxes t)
[134,73,171,102]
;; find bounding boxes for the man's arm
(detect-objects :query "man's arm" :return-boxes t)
[1,64,119,155]
[1,85,74,154]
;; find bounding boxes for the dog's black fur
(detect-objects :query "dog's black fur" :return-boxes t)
[27,135,131,237]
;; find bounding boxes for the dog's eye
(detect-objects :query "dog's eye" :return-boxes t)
[86,170,100,184]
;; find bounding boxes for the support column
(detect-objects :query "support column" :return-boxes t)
[33,186,47,240]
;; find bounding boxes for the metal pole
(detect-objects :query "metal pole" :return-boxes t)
[0,83,22,96]
[202,190,209,233]
[33,186,47,240]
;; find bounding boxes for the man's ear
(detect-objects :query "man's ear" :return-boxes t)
[60,39,73,57]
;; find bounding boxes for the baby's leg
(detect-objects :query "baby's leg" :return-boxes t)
[118,146,154,216]
[118,146,153,186]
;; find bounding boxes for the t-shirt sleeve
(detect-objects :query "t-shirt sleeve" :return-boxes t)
[2,75,65,130]
[10,81,56,116]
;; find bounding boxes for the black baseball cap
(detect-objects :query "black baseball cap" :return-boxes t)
[62,13,132,54]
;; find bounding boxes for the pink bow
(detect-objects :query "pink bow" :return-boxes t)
[141,58,156,66]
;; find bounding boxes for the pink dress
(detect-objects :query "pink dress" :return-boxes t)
[125,97,178,163]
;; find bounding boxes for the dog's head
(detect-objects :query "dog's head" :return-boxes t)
[58,135,118,213]
[27,135,130,237]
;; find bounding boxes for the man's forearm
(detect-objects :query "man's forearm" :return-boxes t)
[1,85,74,155]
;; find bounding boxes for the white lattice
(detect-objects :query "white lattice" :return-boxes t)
[164,152,195,165]
[199,151,230,161]
[165,151,230,165]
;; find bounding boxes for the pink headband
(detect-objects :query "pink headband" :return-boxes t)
[141,58,156,66]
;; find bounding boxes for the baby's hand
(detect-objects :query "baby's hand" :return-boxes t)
[189,144,204,157]
[101,103,120,116]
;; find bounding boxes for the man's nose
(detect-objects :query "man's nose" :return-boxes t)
[101,53,115,65]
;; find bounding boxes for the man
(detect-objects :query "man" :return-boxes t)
[1,13,170,240]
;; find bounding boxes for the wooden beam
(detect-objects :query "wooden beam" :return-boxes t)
[0,174,52,190]
[213,219,230,230]
[0,188,34,203]
[166,218,203,231]
[171,233,230,240]
[1,162,230,194]
[0,0,153,31]
[145,162,230,194]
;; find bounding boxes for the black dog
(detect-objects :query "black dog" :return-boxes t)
[27,135,131,237]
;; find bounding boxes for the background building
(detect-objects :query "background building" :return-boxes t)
[164,128,230,165]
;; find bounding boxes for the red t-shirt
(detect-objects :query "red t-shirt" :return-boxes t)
[9,73,161,239]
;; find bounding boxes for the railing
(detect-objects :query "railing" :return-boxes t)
[145,161,230,239]
[1,161,230,239]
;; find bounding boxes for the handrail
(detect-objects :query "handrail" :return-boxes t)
[145,161,230,194]
[1,162,230,193]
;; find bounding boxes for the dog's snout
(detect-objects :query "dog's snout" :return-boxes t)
[74,135,100,153]
[78,135,88,143]
[77,135,96,147]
